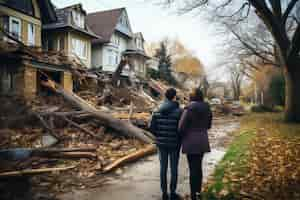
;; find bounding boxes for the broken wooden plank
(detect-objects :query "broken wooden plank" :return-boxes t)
[45,152,97,160]
[103,145,157,173]
[58,115,102,140]
[0,166,76,178]
[33,112,60,139]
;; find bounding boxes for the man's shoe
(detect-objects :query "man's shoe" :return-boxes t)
[170,193,181,200]
[191,193,202,200]
[196,193,202,200]
[162,193,169,200]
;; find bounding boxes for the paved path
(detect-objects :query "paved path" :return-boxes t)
[60,117,240,200]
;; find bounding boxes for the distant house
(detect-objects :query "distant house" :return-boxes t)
[0,0,87,98]
[146,58,159,72]
[42,4,99,68]
[124,32,150,78]
[87,8,149,78]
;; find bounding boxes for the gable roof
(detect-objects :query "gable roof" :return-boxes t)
[43,3,100,39]
[87,8,132,44]
[37,0,57,24]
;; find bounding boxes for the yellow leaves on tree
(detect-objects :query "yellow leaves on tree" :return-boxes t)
[145,38,206,77]
[174,56,205,76]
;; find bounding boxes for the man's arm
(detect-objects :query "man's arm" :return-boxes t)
[149,113,157,136]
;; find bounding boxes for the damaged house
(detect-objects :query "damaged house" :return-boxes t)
[42,4,99,68]
[87,8,150,79]
[0,1,95,99]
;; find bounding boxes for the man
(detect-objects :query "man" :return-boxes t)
[150,88,182,200]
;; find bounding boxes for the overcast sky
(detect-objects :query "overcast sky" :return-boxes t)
[52,0,224,79]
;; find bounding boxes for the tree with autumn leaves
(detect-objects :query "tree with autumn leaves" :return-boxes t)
[161,0,300,122]
[147,39,207,89]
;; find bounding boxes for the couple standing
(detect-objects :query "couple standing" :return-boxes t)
[150,88,212,200]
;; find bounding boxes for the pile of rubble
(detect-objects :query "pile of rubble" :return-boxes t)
[0,74,193,200]
[0,93,153,198]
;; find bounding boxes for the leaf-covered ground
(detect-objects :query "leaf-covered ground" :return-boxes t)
[203,113,300,200]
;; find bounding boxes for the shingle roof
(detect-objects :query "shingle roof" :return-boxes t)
[87,8,126,44]
[43,4,100,39]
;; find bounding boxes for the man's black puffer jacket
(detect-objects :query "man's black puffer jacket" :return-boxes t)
[149,100,182,149]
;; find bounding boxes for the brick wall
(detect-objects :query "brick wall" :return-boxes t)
[23,67,37,98]
[61,72,73,92]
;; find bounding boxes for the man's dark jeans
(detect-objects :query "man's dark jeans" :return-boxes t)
[158,147,181,195]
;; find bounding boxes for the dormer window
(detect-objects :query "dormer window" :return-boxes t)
[119,13,128,27]
[72,10,85,28]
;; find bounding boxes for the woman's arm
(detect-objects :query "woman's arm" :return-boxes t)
[178,109,190,136]
[207,105,213,129]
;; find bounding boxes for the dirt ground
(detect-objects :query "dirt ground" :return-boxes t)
[59,117,240,200]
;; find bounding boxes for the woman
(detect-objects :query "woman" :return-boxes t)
[178,88,212,200]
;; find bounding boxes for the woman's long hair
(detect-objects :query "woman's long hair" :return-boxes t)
[190,88,204,102]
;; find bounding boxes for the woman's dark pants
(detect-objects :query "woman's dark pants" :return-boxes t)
[187,153,204,200]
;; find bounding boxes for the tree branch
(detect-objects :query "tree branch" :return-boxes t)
[269,0,283,19]
[249,0,290,56]
[288,24,300,61]
[282,0,299,24]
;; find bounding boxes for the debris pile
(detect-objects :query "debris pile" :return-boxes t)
[0,71,192,200]
[0,83,156,199]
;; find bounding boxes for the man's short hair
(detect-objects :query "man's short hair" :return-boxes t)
[165,88,177,101]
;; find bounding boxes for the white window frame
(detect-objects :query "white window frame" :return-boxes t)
[27,23,35,46]
[106,49,119,66]
[9,17,22,41]
[72,10,85,29]
[71,38,87,59]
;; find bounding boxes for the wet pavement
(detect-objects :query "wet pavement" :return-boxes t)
[59,117,240,200]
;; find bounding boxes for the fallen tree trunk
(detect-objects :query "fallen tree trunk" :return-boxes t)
[0,166,76,178]
[41,79,154,144]
[103,145,157,173]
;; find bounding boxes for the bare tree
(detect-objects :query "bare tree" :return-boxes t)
[229,64,245,100]
[160,0,300,122]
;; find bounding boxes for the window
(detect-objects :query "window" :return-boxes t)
[111,34,119,46]
[72,10,85,28]
[107,49,118,66]
[57,37,65,51]
[136,38,143,50]
[119,13,128,27]
[72,38,87,59]
[28,23,35,46]
[9,17,21,41]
